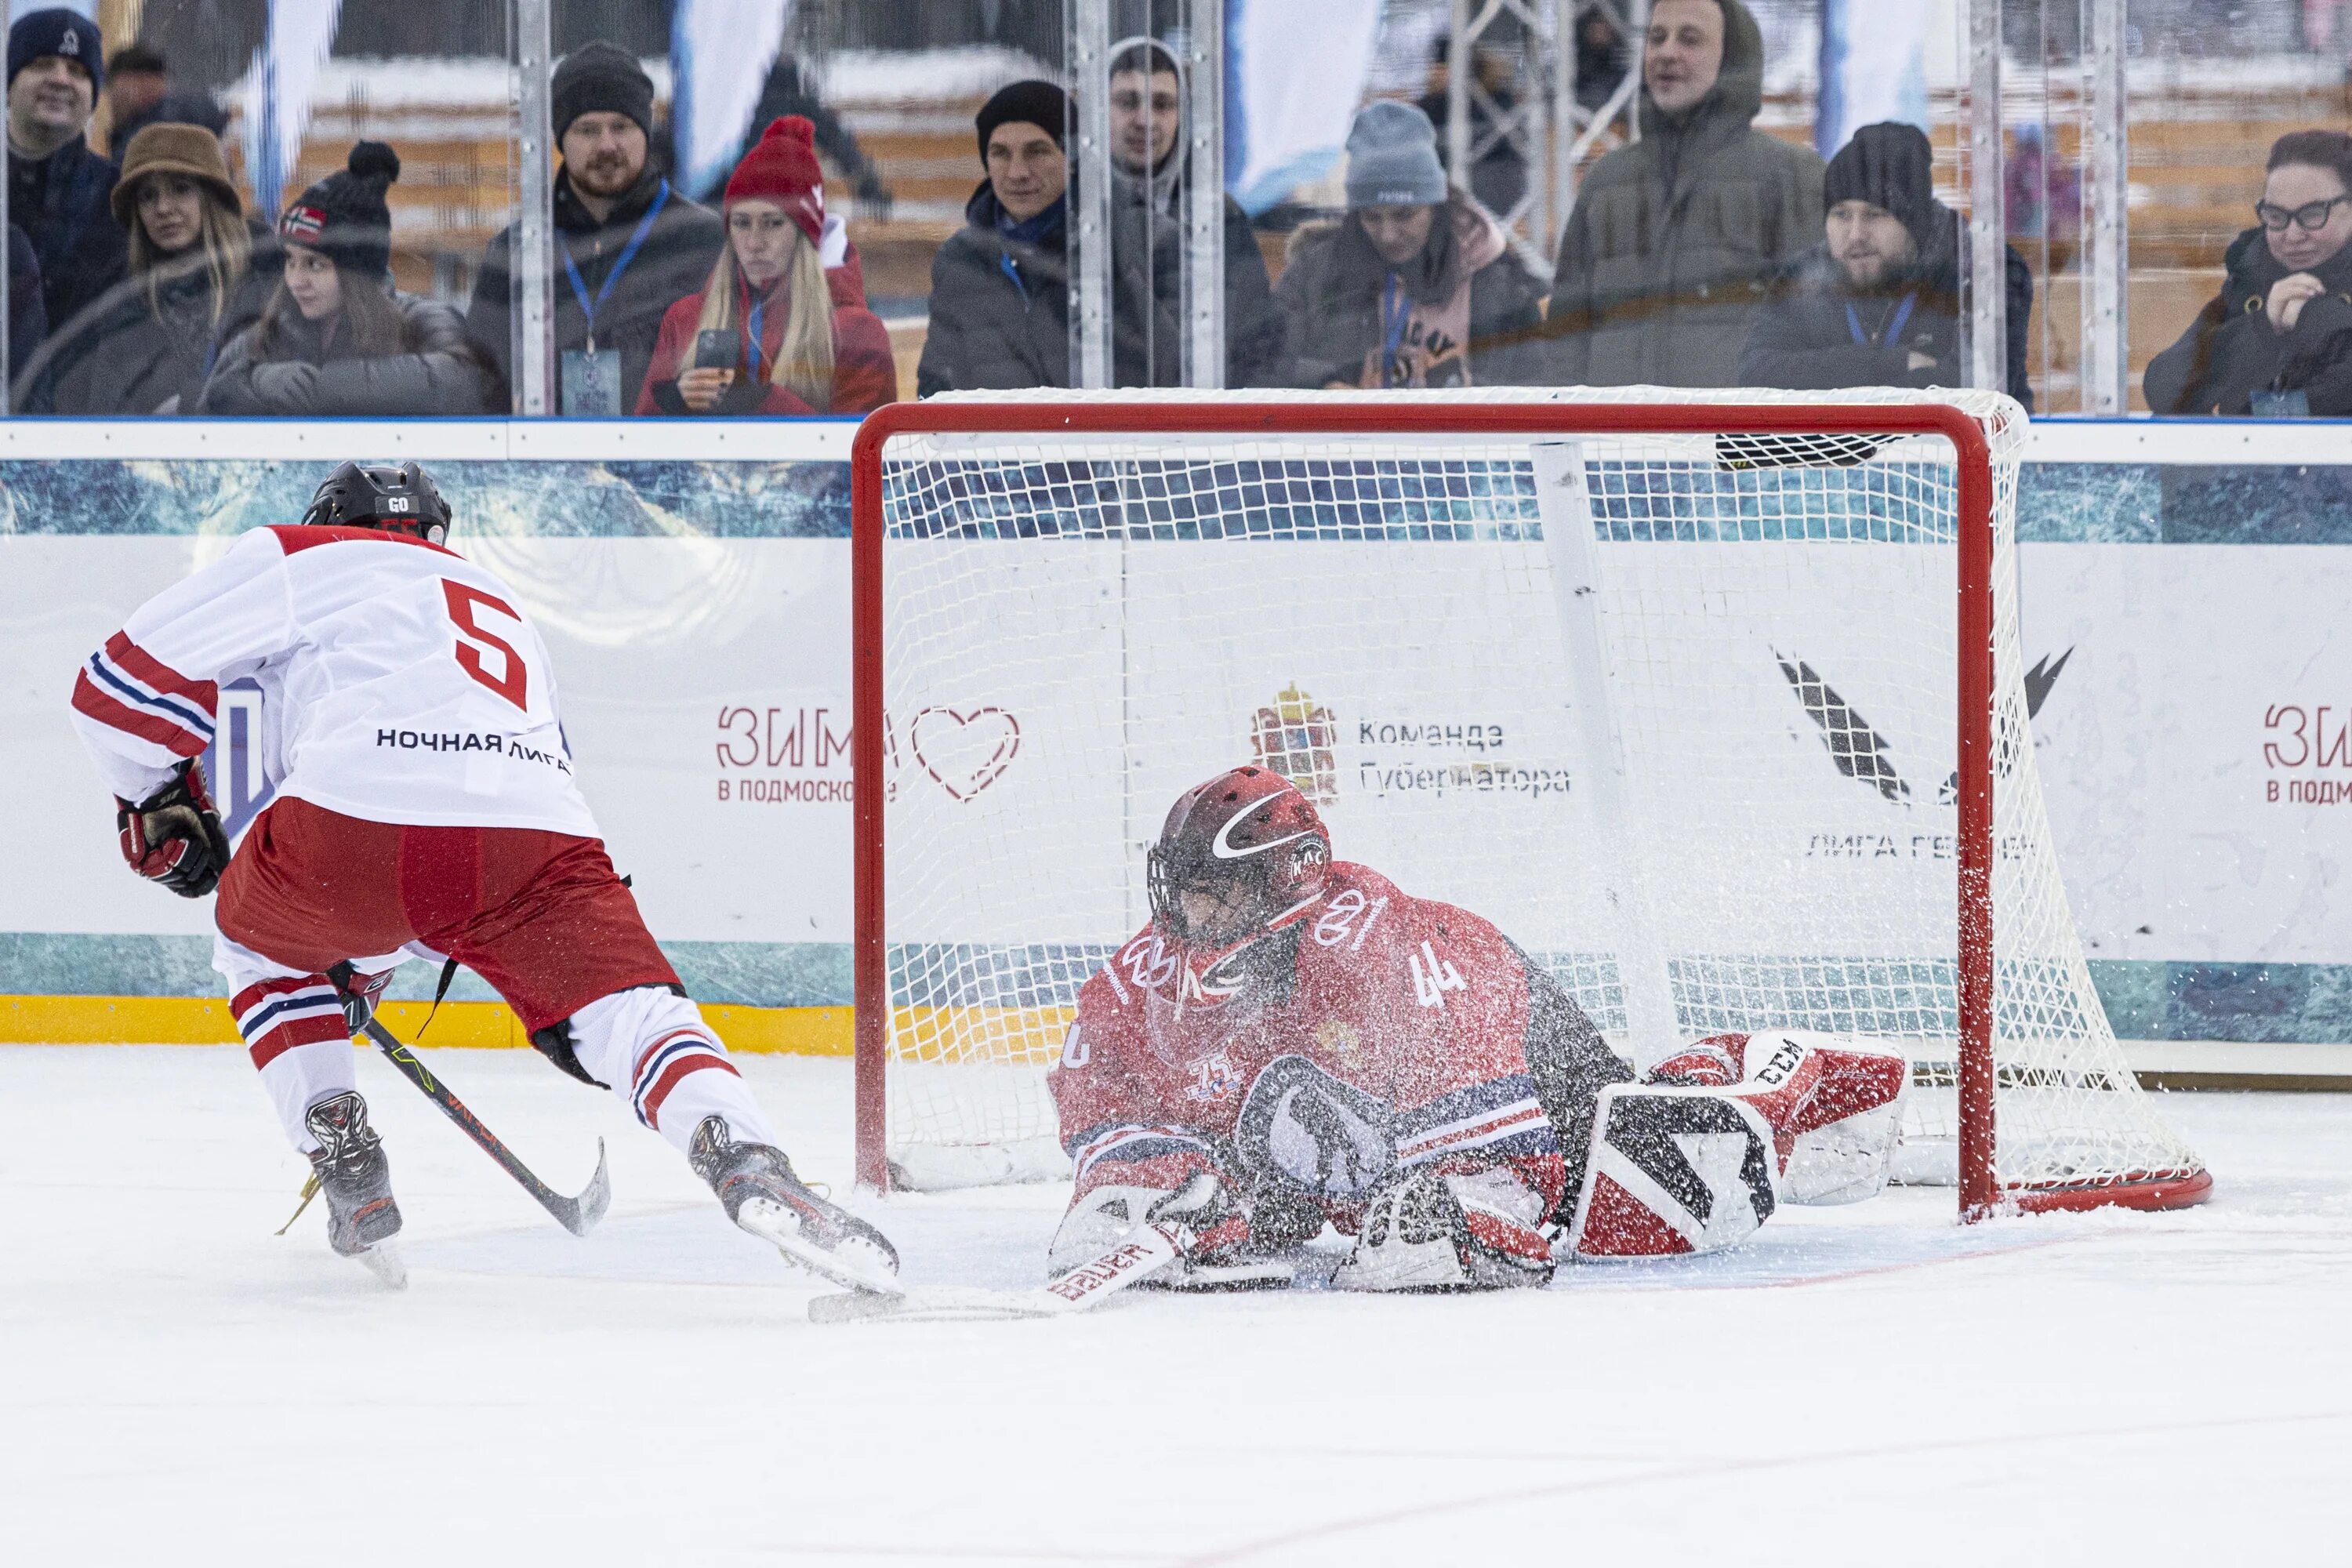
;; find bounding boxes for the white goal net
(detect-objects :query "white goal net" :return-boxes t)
[859,387,2207,1212]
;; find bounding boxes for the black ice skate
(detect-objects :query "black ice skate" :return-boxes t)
[305,1091,406,1290]
[688,1116,901,1294]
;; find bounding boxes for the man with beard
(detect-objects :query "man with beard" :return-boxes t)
[466,42,724,415]
[1737,121,2034,408]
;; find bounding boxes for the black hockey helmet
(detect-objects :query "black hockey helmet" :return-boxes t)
[301,459,452,545]
[1147,766,1332,952]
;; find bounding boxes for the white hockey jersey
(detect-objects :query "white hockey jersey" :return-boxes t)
[71,524,600,837]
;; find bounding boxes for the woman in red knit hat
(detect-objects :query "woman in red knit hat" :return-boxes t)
[637,116,895,415]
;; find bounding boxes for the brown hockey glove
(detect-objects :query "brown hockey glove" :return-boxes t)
[115,760,233,898]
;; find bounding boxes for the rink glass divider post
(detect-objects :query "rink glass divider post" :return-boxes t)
[848,401,2001,1213]
[1181,2,1225,390]
[513,0,556,417]
[2080,0,2131,416]
[1065,2,1113,390]
[1963,0,2006,398]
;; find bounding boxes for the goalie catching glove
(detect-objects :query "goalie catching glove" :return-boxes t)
[115,760,232,898]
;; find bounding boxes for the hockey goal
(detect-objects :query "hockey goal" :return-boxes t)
[849,388,2209,1219]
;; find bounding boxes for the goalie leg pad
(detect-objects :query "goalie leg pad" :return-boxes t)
[1700,1031,1911,1206]
[1566,1085,1777,1260]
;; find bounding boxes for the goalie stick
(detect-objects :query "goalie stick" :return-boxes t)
[359,1017,612,1237]
[808,1220,1192,1324]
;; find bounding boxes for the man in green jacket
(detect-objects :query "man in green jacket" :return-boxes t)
[1541,0,1821,387]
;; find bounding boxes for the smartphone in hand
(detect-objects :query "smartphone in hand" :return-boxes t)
[693,328,737,370]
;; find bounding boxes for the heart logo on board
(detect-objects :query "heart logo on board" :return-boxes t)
[910,706,1022,800]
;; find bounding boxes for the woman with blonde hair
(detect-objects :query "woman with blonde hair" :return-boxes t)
[34,120,273,413]
[199,142,493,416]
[637,116,893,415]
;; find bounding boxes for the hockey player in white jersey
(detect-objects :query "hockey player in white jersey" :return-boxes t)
[71,460,898,1290]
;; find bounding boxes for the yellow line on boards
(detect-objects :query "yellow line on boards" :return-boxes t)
[0,996,855,1056]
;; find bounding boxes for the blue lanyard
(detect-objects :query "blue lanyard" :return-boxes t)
[746,297,764,379]
[563,178,670,351]
[1380,274,1411,388]
[1846,292,1916,347]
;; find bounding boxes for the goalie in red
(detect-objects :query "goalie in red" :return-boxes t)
[1047,766,1913,1291]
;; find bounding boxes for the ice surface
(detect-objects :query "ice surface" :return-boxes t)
[3,1044,2347,1565]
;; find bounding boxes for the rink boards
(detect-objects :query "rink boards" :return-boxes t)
[2,417,2349,1062]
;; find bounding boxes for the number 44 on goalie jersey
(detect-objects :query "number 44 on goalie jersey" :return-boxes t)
[71,524,600,837]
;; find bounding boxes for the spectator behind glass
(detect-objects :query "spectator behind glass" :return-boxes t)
[103,42,165,133]
[1739,122,2033,409]
[916,82,1075,394]
[200,143,493,416]
[1541,0,1822,387]
[7,9,126,340]
[1106,38,1283,387]
[1416,39,1530,224]
[1573,5,1631,112]
[1273,101,1544,390]
[28,122,274,413]
[466,42,725,415]
[103,42,227,145]
[637,117,893,416]
[2143,131,2352,417]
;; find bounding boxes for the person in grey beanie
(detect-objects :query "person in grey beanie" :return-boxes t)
[465,40,724,413]
[6,7,125,345]
[1271,100,1545,388]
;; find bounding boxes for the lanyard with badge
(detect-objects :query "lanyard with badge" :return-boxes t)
[1845,293,1916,348]
[1379,274,1412,389]
[557,178,670,416]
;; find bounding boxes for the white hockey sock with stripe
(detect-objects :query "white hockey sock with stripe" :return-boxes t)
[216,935,362,1154]
[564,986,778,1156]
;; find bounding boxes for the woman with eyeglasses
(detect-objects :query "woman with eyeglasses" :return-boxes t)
[2147,130,2352,416]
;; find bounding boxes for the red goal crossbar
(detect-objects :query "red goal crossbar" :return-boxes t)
[848,400,2005,1212]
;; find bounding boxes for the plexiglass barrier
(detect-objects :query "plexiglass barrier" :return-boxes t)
[5,0,2350,416]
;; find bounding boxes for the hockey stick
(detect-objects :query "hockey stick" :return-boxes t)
[808,1220,1192,1324]
[359,1018,612,1237]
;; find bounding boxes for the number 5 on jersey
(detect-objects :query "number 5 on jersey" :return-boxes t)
[441,580,530,711]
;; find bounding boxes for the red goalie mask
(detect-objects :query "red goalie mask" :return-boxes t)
[1147,768,1331,1001]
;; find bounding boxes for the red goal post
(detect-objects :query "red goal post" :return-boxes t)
[848,392,2209,1220]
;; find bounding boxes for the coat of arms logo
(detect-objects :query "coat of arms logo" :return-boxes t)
[1251,683,1337,804]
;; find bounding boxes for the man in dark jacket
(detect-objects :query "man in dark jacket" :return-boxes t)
[6,9,125,343]
[1542,0,1821,387]
[466,42,725,415]
[1105,38,1285,386]
[918,82,1076,394]
[1274,101,1546,390]
[917,80,1182,395]
[1738,122,2034,410]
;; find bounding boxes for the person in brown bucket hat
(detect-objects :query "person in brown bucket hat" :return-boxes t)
[25,118,275,412]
